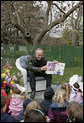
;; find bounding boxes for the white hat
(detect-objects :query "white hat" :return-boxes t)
[14,84,25,94]
[79,82,83,92]
[69,75,82,86]
[69,75,78,86]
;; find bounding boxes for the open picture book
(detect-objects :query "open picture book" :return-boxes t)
[45,61,65,75]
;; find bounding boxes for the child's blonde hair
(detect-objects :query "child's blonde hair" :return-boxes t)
[9,87,26,100]
[61,83,71,101]
[52,89,66,106]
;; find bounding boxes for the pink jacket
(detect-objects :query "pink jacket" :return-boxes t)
[9,94,24,118]
[72,91,83,103]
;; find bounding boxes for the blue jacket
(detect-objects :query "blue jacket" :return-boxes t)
[40,87,54,115]
[16,110,24,122]
[1,112,18,122]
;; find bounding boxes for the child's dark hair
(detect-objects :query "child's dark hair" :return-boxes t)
[73,82,79,89]
[24,109,46,122]
[1,96,6,109]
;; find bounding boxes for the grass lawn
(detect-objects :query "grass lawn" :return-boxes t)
[52,66,83,85]
[52,57,83,85]
[1,57,83,85]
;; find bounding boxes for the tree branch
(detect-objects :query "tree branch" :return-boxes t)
[12,1,20,25]
[52,2,65,14]
[33,1,83,45]
[44,1,52,27]
[52,2,81,21]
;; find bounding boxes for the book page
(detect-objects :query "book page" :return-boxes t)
[45,61,65,75]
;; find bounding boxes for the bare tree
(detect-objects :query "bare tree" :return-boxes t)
[1,1,44,44]
[33,1,83,46]
[1,1,83,46]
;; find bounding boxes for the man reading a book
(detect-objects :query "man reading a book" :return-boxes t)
[27,48,52,99]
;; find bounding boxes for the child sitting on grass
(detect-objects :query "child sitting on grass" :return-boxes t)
[8,84,26,118]
[48,89,69,122]
[66,101,83,122]
[24,109,49,122]
[1,95,18,122]
[69,75,83,103]
[60,83,71,102]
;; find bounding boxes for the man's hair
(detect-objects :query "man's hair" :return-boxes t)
[1,96,6,109]
[35,48,43,54]
[24,109,46,122]
[66,101,83,122]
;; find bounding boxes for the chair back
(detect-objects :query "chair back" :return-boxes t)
[20,55,30,69]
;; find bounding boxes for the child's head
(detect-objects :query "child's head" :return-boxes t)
[10,86,26,100]
[69,75,83,93]
[61,83,71,101]
[13,87,21,94]
[25,101,41,113]
[44,87,54,100]
[72,82,79,91]
[1,96,7,112]
[52,89,66,106]
[72,82,83,94]
[24,109,46,122]
[61,83,70,90]
[12,84,25,94]
[66,101,83,122]
[69,75,82,88]
[12,83,25,95]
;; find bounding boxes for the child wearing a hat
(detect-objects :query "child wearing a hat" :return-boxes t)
[69,75,83,103]
[71,82,83,103]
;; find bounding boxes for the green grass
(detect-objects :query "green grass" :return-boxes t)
[52,66,83,85]
[52,57,83,84]
[52,57,83,85]
[1,57,83,85]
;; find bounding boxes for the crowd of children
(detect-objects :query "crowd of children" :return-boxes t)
[1,74,83,122]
